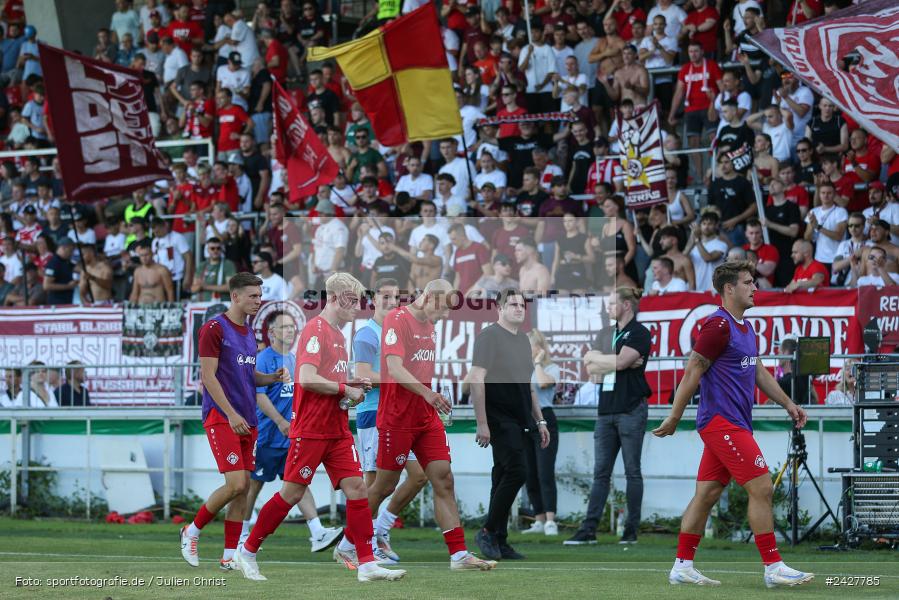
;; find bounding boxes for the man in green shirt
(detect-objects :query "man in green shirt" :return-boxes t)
[190,237,236,301]
[347,128,387,183]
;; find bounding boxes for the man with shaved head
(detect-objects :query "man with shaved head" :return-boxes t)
[363,279,497,571]
[785,239,829,293]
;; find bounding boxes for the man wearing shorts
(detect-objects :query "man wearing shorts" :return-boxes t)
[366,279,496,571]
[233,273,405,583]
[351,278,427,563]
[240,310,343,554]
[654,261,813,588]
[180,273,289,569]
[668,41,722,177]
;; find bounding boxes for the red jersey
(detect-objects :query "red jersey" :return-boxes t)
[613,7,647,41]
[168,183,194,233]
[184,97,214,139]
[678,59,721,113]
[453,241,490,294]
[290,315,350,439]
[265,39,289,83]
[218,174,239,212]
[216,105,249,153]
[15,223,42,246]
[787,0,822,25]
[683,6,719,54]
[497,106,527,138]
[474,56,498,84]
[378,306,438,431]
[792,260,830,287]
[166,19,203,53]
[188,5,206,25]
[743,242,779,285]
[193,183,218,212]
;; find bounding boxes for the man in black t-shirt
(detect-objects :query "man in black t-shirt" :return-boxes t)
[515,167,549,218]
[306,69,340,126]
[716,99,755,173]
[470,289,549,561]
[370,231,410,289]
[239,134,272,209]
[566,288,651,545]
[501,121,547,192]
[763,179,803,287]
[708,154,756,247]
[567,121,594,195]
[43,237,77,305]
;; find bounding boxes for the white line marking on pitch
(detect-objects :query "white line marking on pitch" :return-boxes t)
[0,552,897,579]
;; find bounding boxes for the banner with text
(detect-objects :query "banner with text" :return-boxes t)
[618,102,668,209]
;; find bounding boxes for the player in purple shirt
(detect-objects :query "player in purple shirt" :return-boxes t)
[180,273,289,569]
[653,261,813,589]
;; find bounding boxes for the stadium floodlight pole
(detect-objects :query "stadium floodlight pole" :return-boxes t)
[65,203,94,304]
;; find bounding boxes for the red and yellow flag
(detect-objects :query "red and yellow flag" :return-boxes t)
[308,4,461,146]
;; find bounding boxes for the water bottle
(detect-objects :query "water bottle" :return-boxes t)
[615,508,625,537]
[439,384,453,427]
[339,361,357,411]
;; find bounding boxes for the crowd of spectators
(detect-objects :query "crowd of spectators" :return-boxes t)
[0,0,897,308]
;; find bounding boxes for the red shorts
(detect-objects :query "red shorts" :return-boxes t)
[284,435,363,488]
[697,415,769,486]
[376,421,450,471]
[204,415,257,473]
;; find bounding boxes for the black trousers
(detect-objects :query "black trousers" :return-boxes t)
[524,407,559,515]
[484,420,528,541]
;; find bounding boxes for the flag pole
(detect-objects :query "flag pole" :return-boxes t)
[461,133,478,216]
[524,1,533,45]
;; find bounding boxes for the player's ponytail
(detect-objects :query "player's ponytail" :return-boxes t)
[616,286,642,314]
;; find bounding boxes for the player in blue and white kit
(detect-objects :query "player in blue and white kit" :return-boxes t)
[654,261,813,589]
[336,278,427,565]
[236,311,343,559]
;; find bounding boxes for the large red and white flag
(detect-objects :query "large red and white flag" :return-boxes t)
[617,102,667,209]
[751,0,899,150]
[39,44,170,202]
[272,79,339,203]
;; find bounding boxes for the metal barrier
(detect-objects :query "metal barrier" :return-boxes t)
[0,403,855,522]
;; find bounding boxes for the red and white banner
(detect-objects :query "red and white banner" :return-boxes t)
[272,78,339,203]
[751,0,899,151]
[617,102,667,209]
[857,285,899,351]
[39,44,170,202]
[638,290,864,404]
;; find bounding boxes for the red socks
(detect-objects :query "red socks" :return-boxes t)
[192,504,215,530]
[346,498,375,564]
[442,527,467,556]
[755,531,782,565]
[676,532,702,561]
[224,520,241,551]
[245,492,292,553]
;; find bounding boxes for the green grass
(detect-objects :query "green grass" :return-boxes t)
[0,518,896,599]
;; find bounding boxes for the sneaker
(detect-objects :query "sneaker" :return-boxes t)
[310,526,344,553]
[450,551,498,571]
[521,521,544,535]
[543,521,559,536]
[219,558,238,571]
[357,561,407,582]
[475,528,502,560]
[180,525,199,567]
[669,566,721,586]
[764,563,814,588]
[334,545,359,570]
[373,546,400,565]
[563,529,597,545]
[498,543,525,560]
[233,545,267,581]
[375,533,400,562]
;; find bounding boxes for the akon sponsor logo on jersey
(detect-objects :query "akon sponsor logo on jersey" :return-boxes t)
[740,356,758,369]
[411,349,435,362]
[237,354,257,366]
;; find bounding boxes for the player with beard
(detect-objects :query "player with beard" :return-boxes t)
[180,273,289,569]
[233,273,406,583]
[653,262,813,588]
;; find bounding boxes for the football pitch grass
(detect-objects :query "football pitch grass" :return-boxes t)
[0,519,896,599]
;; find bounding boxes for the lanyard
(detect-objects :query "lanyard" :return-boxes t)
[685,60,708,106]
[612,328,626,349]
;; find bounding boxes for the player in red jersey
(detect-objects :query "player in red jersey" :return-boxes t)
[362,279,497,571]
[233,273,406,583]
[180,273,289,569]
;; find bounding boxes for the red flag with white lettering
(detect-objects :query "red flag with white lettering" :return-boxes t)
[38,44,170,202]
[751,0,899,150]
[272,78,339,203]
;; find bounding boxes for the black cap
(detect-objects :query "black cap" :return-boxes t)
[22,205,36,215]
[228,51,242,65]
